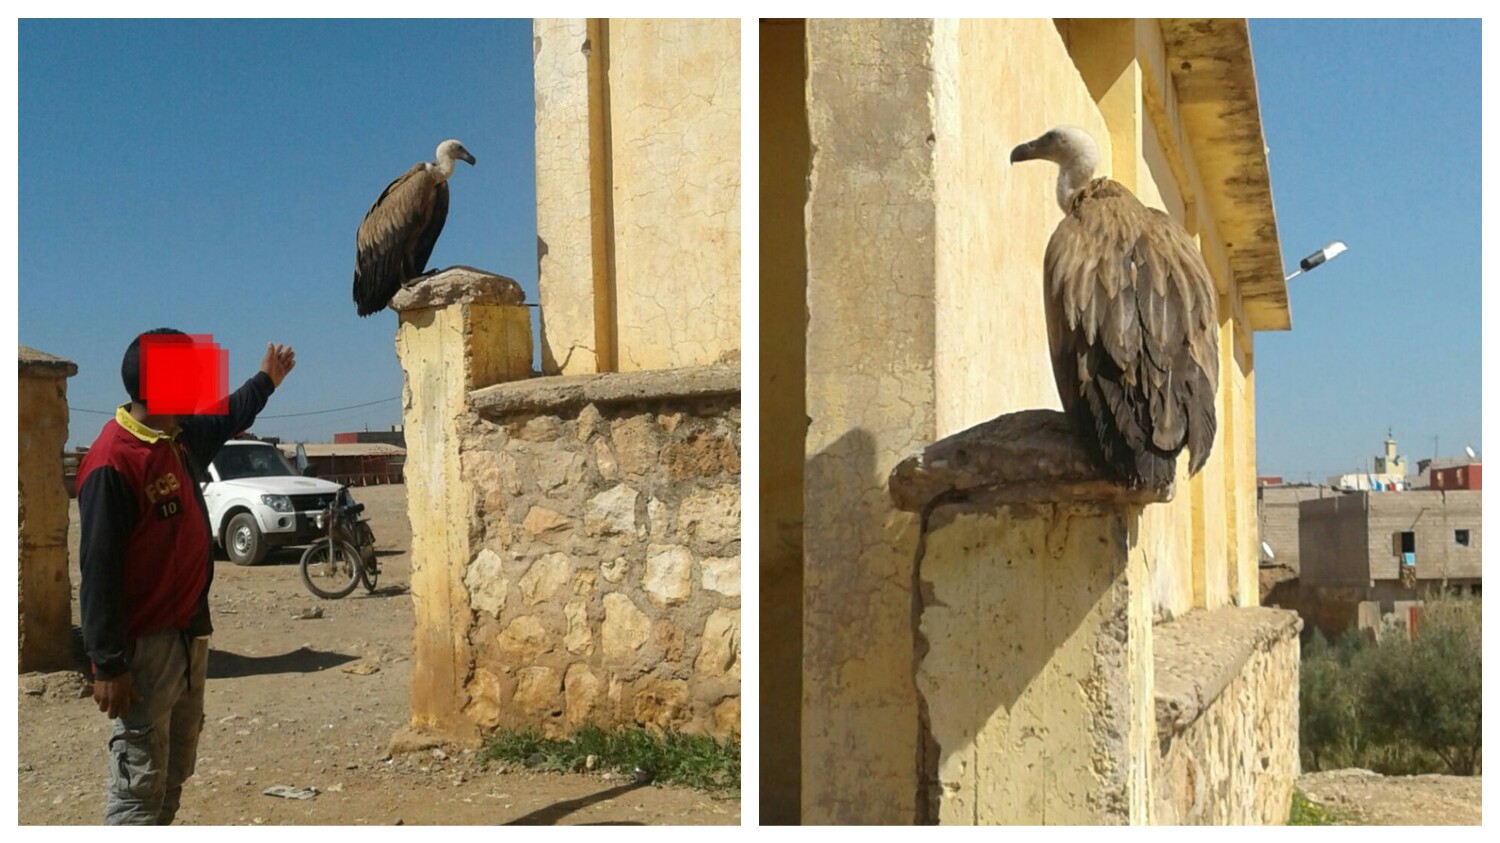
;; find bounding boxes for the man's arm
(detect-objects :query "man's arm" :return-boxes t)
[77,467,136,679]
[180,343,295,466]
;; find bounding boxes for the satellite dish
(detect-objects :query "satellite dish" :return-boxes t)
[1465,446,1476,460]
[1261,541,1276,560]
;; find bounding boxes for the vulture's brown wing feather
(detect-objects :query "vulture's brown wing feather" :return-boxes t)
[353,164,440,317]
[1043,179,1220,487]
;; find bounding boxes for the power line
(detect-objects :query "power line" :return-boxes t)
[69,395,400,420]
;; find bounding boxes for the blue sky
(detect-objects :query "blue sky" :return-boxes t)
[1249,19,1481,481]
[19,19,538,446]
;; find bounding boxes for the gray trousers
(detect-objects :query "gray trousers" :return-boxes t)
[104,628,209,825]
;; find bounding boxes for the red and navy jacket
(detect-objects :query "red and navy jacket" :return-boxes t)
[77,372,276,678]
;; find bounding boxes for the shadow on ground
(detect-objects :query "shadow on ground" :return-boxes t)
[504,782,649,826]
[207,647,358,679]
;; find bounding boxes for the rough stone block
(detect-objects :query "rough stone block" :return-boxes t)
[464,548,509,618]
[695,609,740,678]
[601,594,651,662]
[701,555,741,596]
[586,484,640,536]
[519,552,572,605]
[678,485,740,545]
[645,544,694,605]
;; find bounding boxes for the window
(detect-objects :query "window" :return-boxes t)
[1455,529,1471,547]
[1393,531,1416,555]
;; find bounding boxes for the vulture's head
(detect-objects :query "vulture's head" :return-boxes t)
[1009,126,1099,171]
[436,139,477,167]
[1011,126,1101,211]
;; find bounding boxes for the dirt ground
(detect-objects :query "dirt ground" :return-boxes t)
[18,483,739,826]
[1297,769,1482,825]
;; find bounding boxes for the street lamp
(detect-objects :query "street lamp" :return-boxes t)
[1284,241,1348,282]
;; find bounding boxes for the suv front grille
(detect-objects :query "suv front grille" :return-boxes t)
[289,493,338,512]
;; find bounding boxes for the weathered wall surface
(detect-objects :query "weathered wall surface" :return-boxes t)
[919,506,1154,825]
[533,18,741,375]
[802,18,936,824]
[1154,607,1300,825]
[533,18,603,375]
[1257,485,1334,574]
[18,348,78,673]
[459,386,741,739]
[1298,495,1371,587]
[608,18,741,372]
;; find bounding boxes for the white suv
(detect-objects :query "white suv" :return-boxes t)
[200,440,364,566]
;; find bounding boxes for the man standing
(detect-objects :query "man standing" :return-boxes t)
[76,330,296,824]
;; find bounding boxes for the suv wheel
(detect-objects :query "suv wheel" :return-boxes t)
[225,512,268,566]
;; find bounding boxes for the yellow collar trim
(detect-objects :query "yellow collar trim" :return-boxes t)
[116,405,176,443]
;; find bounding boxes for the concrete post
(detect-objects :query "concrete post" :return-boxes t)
[391,268,532,738]
[890,410,1166,824]
[18,347,79,673]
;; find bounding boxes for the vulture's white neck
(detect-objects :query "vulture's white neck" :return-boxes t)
[1056,158,1097,213]
[429,155,457,181]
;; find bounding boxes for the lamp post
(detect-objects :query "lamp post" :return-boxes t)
[1284,241,1348,281]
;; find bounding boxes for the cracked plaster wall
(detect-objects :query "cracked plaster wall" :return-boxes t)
[532,18,740,375]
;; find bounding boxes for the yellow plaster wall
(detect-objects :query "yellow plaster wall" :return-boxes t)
[534,19,604,375]
[794,17,1274,821]
[931,18,1111,435]
[533,18,741,375]
[608,18,741,371]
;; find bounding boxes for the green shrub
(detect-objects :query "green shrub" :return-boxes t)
[1299,591,1481,776]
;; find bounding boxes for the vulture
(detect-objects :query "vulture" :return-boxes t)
[353,139,476,316]
[1010,126,1218,489]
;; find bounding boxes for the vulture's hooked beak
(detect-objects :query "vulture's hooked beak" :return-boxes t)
[1010,140,1040,164]
[462,151,477,166]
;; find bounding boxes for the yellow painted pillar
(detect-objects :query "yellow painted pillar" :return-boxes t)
[18,348,78,673]
[891,410,1162,824]
[392,268,532,738]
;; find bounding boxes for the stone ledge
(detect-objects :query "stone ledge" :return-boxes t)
[19,345,78,378]
[888,409,1171,514]
[389,266,527,312]
[1153,605,1302,738]
[471,363,740,418]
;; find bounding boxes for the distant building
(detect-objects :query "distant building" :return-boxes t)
[1430,463,1481,491]
[1256,484,1334,573]
[333,425,406,449]
[1297,489,1481,635]
[1257,475,1285,487]
[280,442,405,486]
[1327,432,1410,491]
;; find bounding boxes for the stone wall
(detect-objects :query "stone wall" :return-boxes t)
[460,374,741,739]
[19,346,78,673]
[1154,607,1301,825]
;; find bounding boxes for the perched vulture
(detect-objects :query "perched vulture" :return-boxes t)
[1010,126,1218,489]
[353,139,476,316]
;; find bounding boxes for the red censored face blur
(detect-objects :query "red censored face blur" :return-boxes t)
[140,334,229,415]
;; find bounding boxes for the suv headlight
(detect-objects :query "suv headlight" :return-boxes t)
[261,494,293,513]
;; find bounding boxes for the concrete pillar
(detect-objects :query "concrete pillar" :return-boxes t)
[391,268,532,738]
[889,410,1165,824]
[18,346,78,673]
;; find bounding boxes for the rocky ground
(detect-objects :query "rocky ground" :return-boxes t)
[18,484,739,826]
[1297,769,1482,825]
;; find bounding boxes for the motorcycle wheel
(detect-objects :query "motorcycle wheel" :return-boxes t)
[299,539,362,600]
